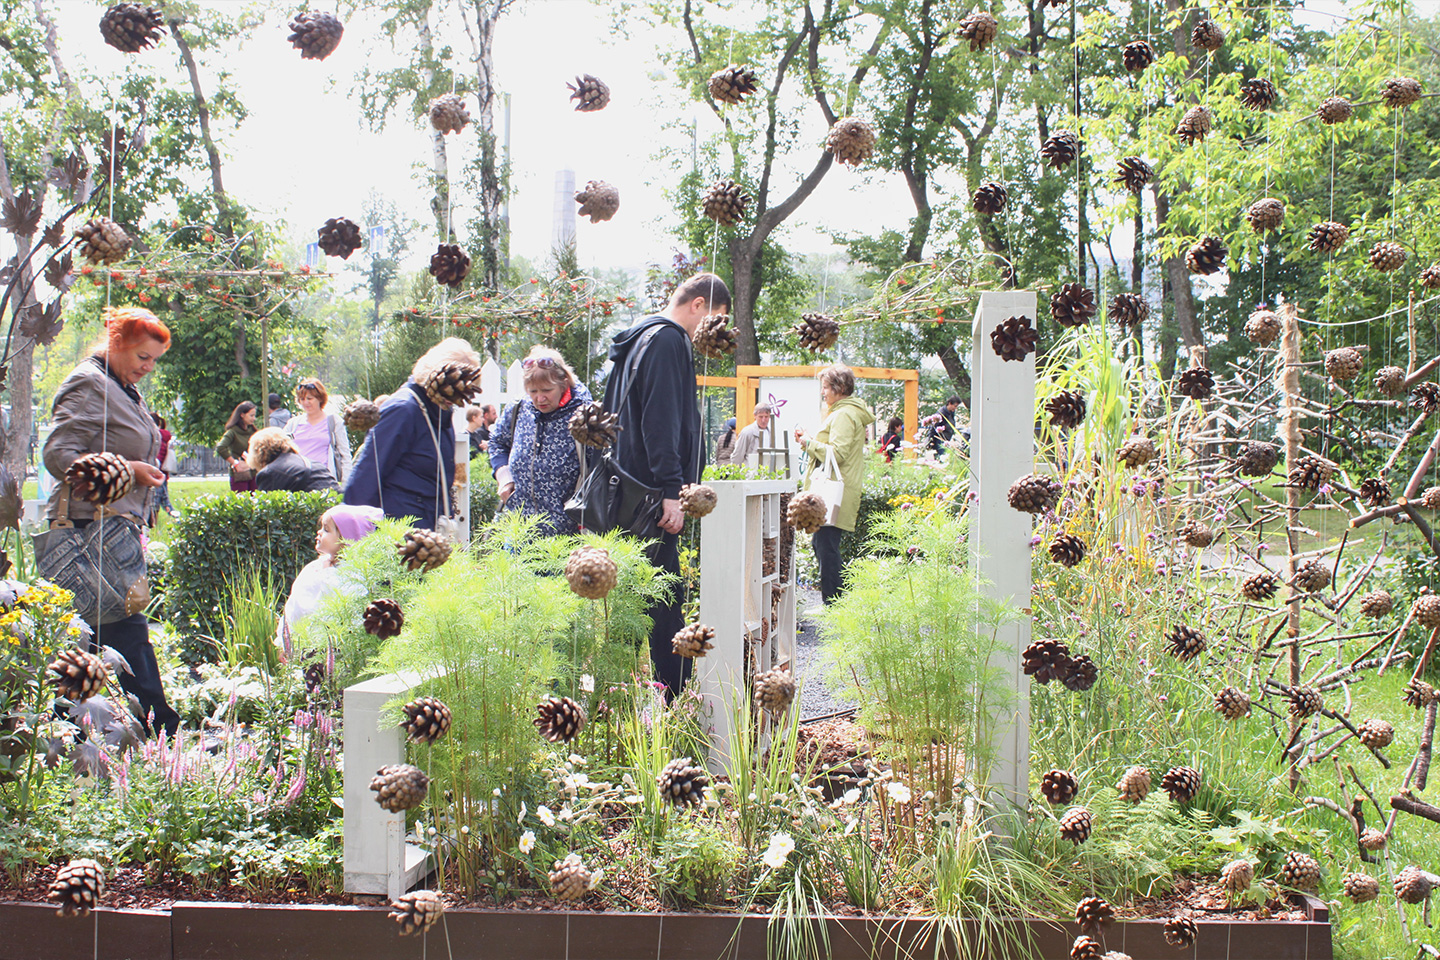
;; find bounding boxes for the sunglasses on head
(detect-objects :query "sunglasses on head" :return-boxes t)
[521,357,558,369]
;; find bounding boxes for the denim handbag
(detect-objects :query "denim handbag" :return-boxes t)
[33,486,150,624]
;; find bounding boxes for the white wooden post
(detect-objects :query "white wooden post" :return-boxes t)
[968,290,1036,815]
[343,671,436,898]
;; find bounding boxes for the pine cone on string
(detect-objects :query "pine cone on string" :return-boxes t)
[1058,806,1092,844]
[363,598,405,639]
[574,181,620,223]
[693,313,738,359]
[397,528,452,572]
[402,697,452,745]
[1240,77,1280,110]
[1420,264,1440,289]
[1222,860,1255,896]
[1161,765,1201,803]
[1178,520,1214,548]
[1404,679,1439,709]
[1382,76,1424,109]
[1007,474,1061,514]
[657,757,708,807]
[679,484,717,518]
[1413,593,1440,628]
[1357,718,1394,750]
[1048,533,1086,567]
[1075,896,1114,936]
[564,546,618,599]
[1246,198,1285,234]
[1241,573,1279,602]
[1070,936,1103,960]
[370,763,429,812]
[50,648,109,701]
[549,853,596,901]
[1360,829,1386,851]
[1186,235,1228,275]
[1051,283,1097,328]
[1061,655,1098,692]
[1325,346,1363,382]
[1177,365,1215,400]
[1421,487,1440,510]
[1117,435,1157,469]
[793,312,840,352]
[1288,455,1334,492]
[343,399,381,432]
[429,93,471,134]
[567,74,610,112]
[701,180,750,225]
[1375,365,1406,396]
[1244,309,1282,346]
[1369,241,1407,272]
[1396,867,1435,905]
[1359,590,1393,618]
[671,622,715,658]
[1280,851,1321,892]
[1175,105,1214,145]
[74,217,132,265]
[1114,156,1153,194]
[287,11,344,61]
[1191,18,1225,51]
[1284,685,1323,720]
[958,10,999,51]
[535,696,586,743]
[786,492,827,534]
[1294,560,1331,593]
[1307,220,1351,255]
[1116,765,1151,803]
[1108,293,1148,329]
[1343,872,1379,904]
[1214,685,1251,720]
[48,859,105,917]
[1040,130,1080,170]
[825,118,876,167]
[317,217,363,259]
[65,451,135,505]
[754,668,797,716]
[1317,95,1353,124]
[569,403,621,450]
[990,315,1038,361]
[708,64,759,104]
[1414,381,1440,414]
[1163,916,1198,948]
[99,3,164,53]
[1166,623,1207,661]
[389,889,443,936]
[1022,638,1072,684]
[1040,768,1078,805]
[972,181,1008,215]
[1122,40,1155,73]
[1235,440,1279,477]
[304,661,326,694]
[1045,390,1086,429]
[428,243,471,289]
[424,361,482,408]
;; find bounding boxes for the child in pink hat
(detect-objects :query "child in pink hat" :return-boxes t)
[278,504,383,657]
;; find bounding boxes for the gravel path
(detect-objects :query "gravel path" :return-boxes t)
[792,585,858,720]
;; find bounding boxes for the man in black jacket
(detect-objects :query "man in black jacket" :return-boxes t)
[604,272,729,698]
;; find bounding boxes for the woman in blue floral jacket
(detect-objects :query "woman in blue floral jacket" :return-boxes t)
[489,346,591,534]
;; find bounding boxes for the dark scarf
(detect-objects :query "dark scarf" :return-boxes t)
[89,355,143,406]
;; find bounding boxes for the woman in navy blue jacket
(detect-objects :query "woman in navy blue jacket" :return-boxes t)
[490,346,590,534]
[343,337,481,529]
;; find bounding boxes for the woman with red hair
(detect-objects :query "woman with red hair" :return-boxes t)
[42,306,179,736]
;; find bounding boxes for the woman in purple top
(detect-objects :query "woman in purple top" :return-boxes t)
[282,377,352,485]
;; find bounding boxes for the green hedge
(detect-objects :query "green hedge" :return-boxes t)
[167,490,339,664]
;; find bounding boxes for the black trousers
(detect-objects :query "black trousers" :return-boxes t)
[87,612,180,737]
[813,525,845,605]
[646,532,692,700]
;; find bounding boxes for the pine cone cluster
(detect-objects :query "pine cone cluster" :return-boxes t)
[1422,487,1440,510]
[1235,440,1279,477]
[1370,241,1407,272]
[343,399,381,432]
[1382,76,1424,108]
[693,313,738,359]
[402,696,452,745]
[397,528,452,572]
[1284,685,1323,720]
[1166,623,1207,661]
[1040,131,1080,170]
[564,546,618,599]
[318,217,363,259]
[657,757,708,807]
[1420,263,1440,289]
[1241,572,1278,602]
[1070,936,1103,960]
[569,403,621,450]
[429,93,471,134]
[1023,637,1073,684]
[1107,293,1148,329]
[1294,560,1331,593]
[1048,533,1086,567]
[1343,872,1380,903]
[1288,455,1334,492]
[1007,473,1061,514]
[1161,765,1201,803]
[1244,310,1282,346]
[671,622,715,658]
[50,648,109,701]
[1280,851,1321,892]
[428,243,471,288]
[1178,520,1214,548]
[1075,896,1114,936]
[425,360,482,407]
[287,11,344,61]
[958,10,999,51]
[1375,366,1407,396]
[1175,106,1214,145]
[389,889,443,936]
[1414,593,1440,628]
[1040,768,1078,805]
[1116,765,1151,803]
[1051,283,1097,328]
[535,695,586,743]
[1214,685,1252,720]
[1323,346,1363,382]
[1307,220,1349,253]
[1122,40,1155,73]
[100,3,164,53]
[49,858,105,917]
[825,117,876,166]
[1360,828,1386,851]
[567,74,610,112]
[1359,589,1394,618]
[1357,718,1394,750]
[1240,78,1279,110]
[701,180,750,225]
[1186,235,1228,275]
[754,668,797,716]
[708,64,759,104]
[1058,806,1092,843]
[679,484,717,518]
[1163,916,1198,948]
[1359,477,1391,507]
[1045,391,1086,429]
[370,763,429,812]
[1114,156,1153,194]
[549,853,595,901]
[1317,96,1353,124]
[787,491,828,534]
[65,451,135,505]
[1222,859,1255,895]
[1405,679,1439,709]
[990,315,1038,362]
[363,598,405,639]
[1117,435,1157,469]
[1396,867,1434,904]
[1177,365,1215,400]
[74,217,132,265]
[575,181,620,223]
[972,181,1008,215]
[1414,382,1440,414]
[1064,656,1098,692]
[1191,18,1225,51]
[1246,197,1285,234]
[793,313,840,352]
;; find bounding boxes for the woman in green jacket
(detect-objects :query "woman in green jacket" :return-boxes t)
[216,400,259,492]
[794,364,875,604]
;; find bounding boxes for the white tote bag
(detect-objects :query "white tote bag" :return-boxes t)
[811,447,845,528]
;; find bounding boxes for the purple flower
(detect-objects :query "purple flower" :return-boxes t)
[284,763,307,806]
[1030,535,1042,547]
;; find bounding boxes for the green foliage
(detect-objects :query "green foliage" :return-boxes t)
[220,567,281,673]
[840,457,961,567]
[654,817,742,908]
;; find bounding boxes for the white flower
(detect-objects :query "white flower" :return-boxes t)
[569,752,587,766]
[558,806,573,822]
[885,782,912,804]
[537,804,555,827]
[580,674,595,693]
[761,831,795,871]
[517,802,528,825]
[493,787,502,797]
[588,867,604,890]
[519,830,536,854]
[842,788,861,805]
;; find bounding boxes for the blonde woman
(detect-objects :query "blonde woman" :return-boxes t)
[249,427,338,493]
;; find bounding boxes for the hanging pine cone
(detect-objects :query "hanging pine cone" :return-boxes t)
[48,858,105,917]
[1361,829,1387,851]
[1022,637,1072,684]
[958,10,999,51]
[1370,241,1407,272]
[671,622,715,658]
[1396,867,1436,906]
[701,179,750,225]
[1058,806,1092,844]
[1373,365,1406,396]
[1191,18,1225,51]
[74,217,132,265]
[1246,198,1285,234]
[574,181,620,224]
[429,93,471,134]
[402,696,452,745]
[1114,156,1153,194]
[1175,106,1214,145]
[1161,766,1201,803]
[1357,718,1394,750]
[657,757,708,807]
[1288,455,1334,492]
[1359,477,1391,508]
[787,491,828,534]
[317,217,363,259]
[1070,936,1103,960]
[1284,685,1323,721]
[1166,623,1207,661]
[1214,685,1251,720]
[1235,440,1279,477]
[1047,533,1086,567]
[1222,860,1255,895]
[1280,851,1321,892]
[1241,572,1279,602]
[549,853,595,901]
[424,360,482,408]
[693,313,738,359]
[535,695,586,743]
[1294,560,1331,593]
[708,64,759,104]
[1414,593,1440,628]
[50,648,109,702]
[1117,435,1157,469]
[1244,309,1282,346]
[1420,264,1440,289]
[389,889,443,936]
[1405,679,1439,709]
[1414,381,1440,414]
[99,3,164,53]
[825,117,876,167]
[567,74,610,112]
[287,11,344,61]
[1075,896,1114,936]
[1177,365,1215,400]
[564,546,618,600]
[1317,95,1353,124]
[1107,293,1148,329]
[1360,590,1394,618]
[793,313,840,352]
[65,451,135,505]
[990,315,1038,362]
[1240,77,1280,110]
[569,403,621,450]
[1163,916,1198,948]
[1343,872,1379,904]
[1040,130,1080,170]
[370,763,429,812]
[1045,391,1086,430]
[1060,655,1098,692]
[1116,765,1151,803]
[1382,76,1424,109]
[1307,220,1350,254]
[428,243,471,289]
[1040,768,1078,805]
[1178,520,1214,548]
[1122,40,1156,72]
[1051,283,1097,328]
[1186,235,1228,275]
[1007,474,1061,515]
[679,484,717,518]
[397,528,452,572]
[343,398,381,432]
[972,180,1008,215]
[1324,346,1363,382]
[303,661,326,694]
[1421,487,1440,510]
[363,598,405,639]
[754,668,797,716]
